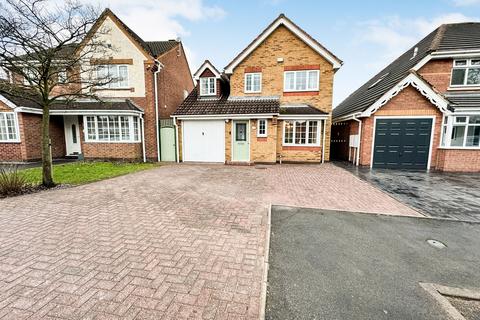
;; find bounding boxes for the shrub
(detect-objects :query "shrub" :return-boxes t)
[0,165,29,197]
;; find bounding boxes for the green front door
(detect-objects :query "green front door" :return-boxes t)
[233,121,249,162]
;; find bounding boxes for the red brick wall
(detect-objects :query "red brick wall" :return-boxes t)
[20,114,66,161]
[157,43,194,119]
[358,86,443,168]
[436,149,480,172]
[418,59,453,93]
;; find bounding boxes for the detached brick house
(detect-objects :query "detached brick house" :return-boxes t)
[0,9,193,162]
[173,14,342,164]
[332,22,480,172]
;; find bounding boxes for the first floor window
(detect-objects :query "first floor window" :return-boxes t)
[442,115,480,148]
[283,120,320,146]
[96,64,129,88]
[257,119,267,137]
[200,77,216,95]
[84,115,141,142]
[245,73,262,93]
[0,113,19,142]
[284,70,319,92]
[451,59,480,86]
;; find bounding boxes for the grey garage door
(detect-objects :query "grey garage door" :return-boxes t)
[373,118,433,169]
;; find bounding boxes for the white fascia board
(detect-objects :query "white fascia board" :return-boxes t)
[431,49,480,57]
[278,114,329,120]
[174,113,277,120]
[16,107,143,116]
[361,73,452,117]
[193,61,222,80]
[453,108,480,114]
[332,112,364,123]
[224,17,342,74]
[0,94,18,110]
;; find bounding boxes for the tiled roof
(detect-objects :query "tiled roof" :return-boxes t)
[280,105,328,115]
[333,22,480,119]
[173,89,279,116]
[446,93,480,108]
[145,41,179,57]
[2,92,142,112]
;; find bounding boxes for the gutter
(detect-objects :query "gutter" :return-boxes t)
[153,59,164,162]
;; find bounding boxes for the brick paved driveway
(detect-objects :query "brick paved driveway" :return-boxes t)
[0,164,417,320]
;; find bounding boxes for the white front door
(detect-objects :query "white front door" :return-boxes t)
[182,120,225,162]
[64,116,81,155]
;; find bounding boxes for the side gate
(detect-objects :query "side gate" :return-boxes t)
[159,119,176,162]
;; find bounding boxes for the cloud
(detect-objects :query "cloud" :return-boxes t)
[452,0,480,6]
[357,13,478,70]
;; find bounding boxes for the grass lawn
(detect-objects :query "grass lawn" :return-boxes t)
[22,161,159,185]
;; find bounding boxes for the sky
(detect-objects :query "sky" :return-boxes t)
[71,0,480,105]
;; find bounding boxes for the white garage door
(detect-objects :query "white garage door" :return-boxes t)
[182,120,225,162]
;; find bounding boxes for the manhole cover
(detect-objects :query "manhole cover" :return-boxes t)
[427,239,447,249]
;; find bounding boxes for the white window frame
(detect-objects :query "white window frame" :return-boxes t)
[58,69,68,84]
[199,77,216,96]
[83,115,141,143]
[441,115,480,148]
[257,119,267,137]
[0,112,20,143]
[450,59,480,87]
[96,64,129,89]
[282,120,321,146]
[283,70,319,92]
[244,72,262,93]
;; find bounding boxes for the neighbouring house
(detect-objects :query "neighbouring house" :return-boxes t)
[172,14,342,164]
[332,23,480,172]
[0,8,193,163]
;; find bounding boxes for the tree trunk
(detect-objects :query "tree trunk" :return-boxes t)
[41,105,54,187]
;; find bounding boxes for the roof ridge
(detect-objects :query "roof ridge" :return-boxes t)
[429,24,447,51]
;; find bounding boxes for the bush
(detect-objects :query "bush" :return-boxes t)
[0,165,29,197]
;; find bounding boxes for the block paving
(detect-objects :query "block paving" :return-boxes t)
[0,164,417,319]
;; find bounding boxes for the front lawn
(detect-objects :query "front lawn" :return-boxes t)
[22,161,159,185]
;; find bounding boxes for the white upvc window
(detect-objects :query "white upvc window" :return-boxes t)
[96,64,129,88]
[284,70,319,92]
[84,115,140,142]
[257,119,267,137]
[451,59,480,87]
[245,73,262,93]
[283,120,320,146]
[0,112,20,142]
[58,69,68,84]
[441,115,480,148]
[199,77,216,96]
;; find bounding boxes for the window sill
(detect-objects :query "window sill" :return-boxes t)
[244,91,262,94]
[93,87,135,92]
[283,91,319,96]
[447,86,480,91]
[0,140,21,144]
[438,146,480,150]
[282,145,321,151]
[84,140,141,144]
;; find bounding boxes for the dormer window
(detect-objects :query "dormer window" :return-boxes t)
[451,59,480,87]
[200,77,216,96]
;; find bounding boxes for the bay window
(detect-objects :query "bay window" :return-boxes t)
[200,77,216,96]
[442,115,480,148]
[96,64,129,88]
[283,120,320,146]
[451,59,480,87]
[0,112,19,142]
[84,115,140,142]
[245,73,262,93]
[284,70,319,92]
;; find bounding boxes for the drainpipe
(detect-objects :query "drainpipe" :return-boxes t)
[352,114,362,166]
[153,59,164,162]
[322,119,327,163]
[173,116,180,163]
[140,115,146,163]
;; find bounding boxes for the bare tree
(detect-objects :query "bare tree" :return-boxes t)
[0,0,113,187]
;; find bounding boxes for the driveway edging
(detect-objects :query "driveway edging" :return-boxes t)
[259,203,272,320]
